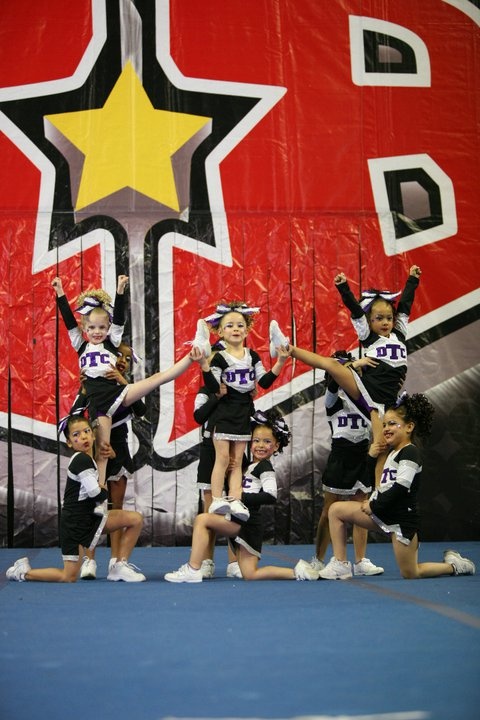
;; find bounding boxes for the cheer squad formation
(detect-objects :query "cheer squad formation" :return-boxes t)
[6,265,476,584]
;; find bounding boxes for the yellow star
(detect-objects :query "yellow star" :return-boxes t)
[45,62,211,211]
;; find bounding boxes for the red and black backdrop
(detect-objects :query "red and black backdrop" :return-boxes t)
[1,0,479,547]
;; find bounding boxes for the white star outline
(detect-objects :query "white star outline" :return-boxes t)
[0,0,288,453]
[4,0,478,451]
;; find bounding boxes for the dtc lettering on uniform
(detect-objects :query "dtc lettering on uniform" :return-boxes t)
[376,344,406,360]
[82,350,110,367]
[338,413,368,429]
[380,467,397,484]
[224,368,255,385]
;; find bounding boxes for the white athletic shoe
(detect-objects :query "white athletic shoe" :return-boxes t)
[269,320,289,358]
[201,559,215,579]
[443,549,476,576]
[80,557,97,580]
[6,557,31,582]
[353,557,384,576]
[108,557,117,573]
[93,499,108,517]
[226,561,243,579]
[190,319,211,357]
[208,497,231,515]
[164,563,203,583]
[229,499,250,522]
[319,557,353,580]
[294,559,319,581]
[309,556,325,572]
[107,560,146,582]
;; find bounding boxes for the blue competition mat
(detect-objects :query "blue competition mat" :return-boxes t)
[1,542,479,720]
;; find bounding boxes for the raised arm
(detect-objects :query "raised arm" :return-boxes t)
[116,274,129,294]
[52,276,65,298]
[396,265,421,317]
[52,277,78,333]
[334,272,364,319]
[257,346,290,389]
[111,275,129,331]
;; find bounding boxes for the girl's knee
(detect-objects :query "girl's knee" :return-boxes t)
[61,570,79,583]
[214,455,230,471]
[322,495,337,518]
[119,510,143,529]
[400,568,420,580]
[327,502,342,520]
[241,569,255,581]
[194,513,209,530]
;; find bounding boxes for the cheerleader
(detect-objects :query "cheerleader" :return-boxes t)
[52,276,202,488]
[6,416,146,583]
[310,351,383,577]
[164,410,318,582]
[319,393,476,580]
[270,265,421,445]
[75,342,147,579]
[195,301,289,522]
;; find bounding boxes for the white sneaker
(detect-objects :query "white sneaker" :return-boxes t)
[201,559,215,579]
[354,557,384,576]
[6,557,31,582]
[269,320,289,358]
[444,549,476,576]
[107,560,146,582]
[294,559,319,581]
[164,563,203,583]
[226,561,243,579]
[108,557,117,573]
[94,499,108,517]
[229,499,250,522]
[208,497,231,515]
[319,557,353,580]
[80,557,97,580]
[310,556,325,572]
[190,319,211,357]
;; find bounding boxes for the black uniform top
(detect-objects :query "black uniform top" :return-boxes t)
[62,451,108,519]
[336,275,419,405]
[368,443,422,526]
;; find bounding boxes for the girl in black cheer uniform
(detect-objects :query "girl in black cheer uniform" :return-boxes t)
[6,416,145,583]
[197,302,289,522]
[270,265,421,447]
[52,275,202,486]
[319,394,475,580]
[165,409,318,582]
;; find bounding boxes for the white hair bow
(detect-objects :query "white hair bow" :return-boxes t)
[359,290,401,312]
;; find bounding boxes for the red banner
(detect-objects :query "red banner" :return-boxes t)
[1,0,479,546]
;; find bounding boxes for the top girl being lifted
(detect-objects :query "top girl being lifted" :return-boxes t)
[194,302,290,522]
[270,264,421,445]
[52,275,203,487]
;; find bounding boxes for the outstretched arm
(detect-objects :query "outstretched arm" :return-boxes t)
[111,275,129,331]
[270,346,290,376]
[157,347,203,385]
[410,265,421,280]
[116,275,129,294]
[52,277,79,334]
[334,272,364,319]
[257,346,290,389]
[397,265,421,318]
[52,276,65,298]
[121,347,203,407]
